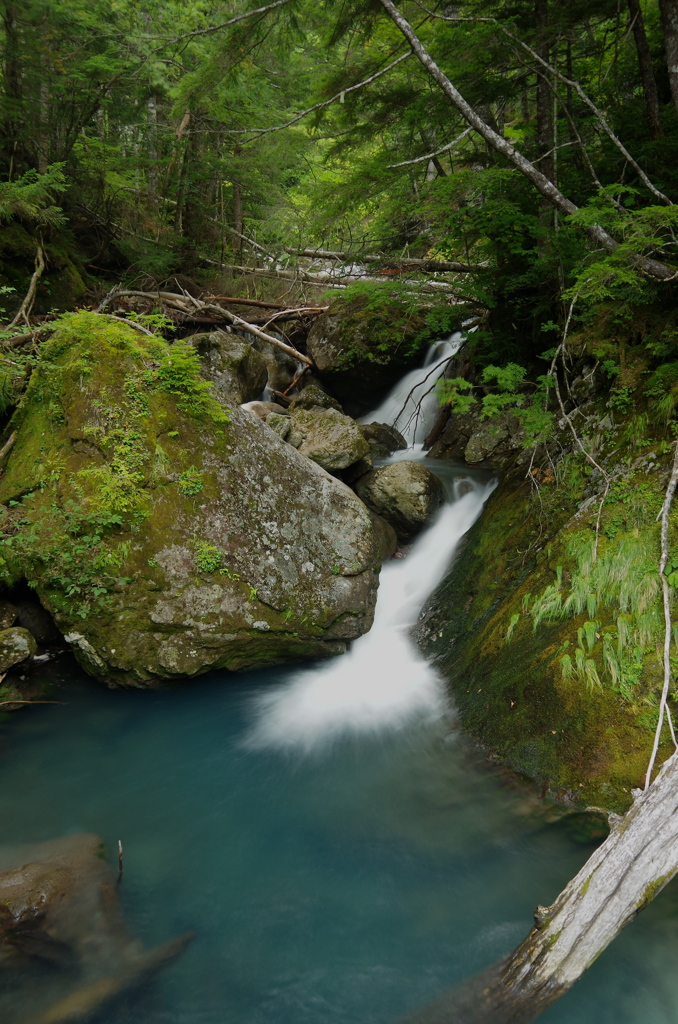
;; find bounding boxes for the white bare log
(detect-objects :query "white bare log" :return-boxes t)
[401,753,678,1024]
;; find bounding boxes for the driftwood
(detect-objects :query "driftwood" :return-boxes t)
[400,752,678,1024]
[97,288,314,366]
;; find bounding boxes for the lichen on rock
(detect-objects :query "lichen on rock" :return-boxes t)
[0,312,386,687]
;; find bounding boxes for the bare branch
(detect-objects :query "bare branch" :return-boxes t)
[228,51,412,140]
[10,245,45,328]
[645,441,678,789]
[387,126,473,168]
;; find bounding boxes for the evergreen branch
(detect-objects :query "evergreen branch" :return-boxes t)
[156,0,294,45]
[377,0,677,281]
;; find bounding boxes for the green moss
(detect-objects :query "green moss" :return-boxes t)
[637,873,671,911]
[423,461,667,810]
[0,312,231,619]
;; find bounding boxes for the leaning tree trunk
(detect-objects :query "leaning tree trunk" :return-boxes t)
[660,0,678,120]
[628,0,664,139]
[378,0,677,282]
[400,751,678,1024]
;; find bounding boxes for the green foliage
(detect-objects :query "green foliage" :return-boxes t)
[179,466,203,496]
[0,166,66,229]
[436,363,554,448]
[194,542,222,574]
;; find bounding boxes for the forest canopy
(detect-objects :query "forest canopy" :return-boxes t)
[2,0,678,359]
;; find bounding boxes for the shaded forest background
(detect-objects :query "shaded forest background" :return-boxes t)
[2,0,678,364]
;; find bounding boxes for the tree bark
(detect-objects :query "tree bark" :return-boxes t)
[400,753,678,1024]
[377,0,677,282]
[2,1,23,177]
[535,0,553,182]
[232,145,243,254]
[628,0,663,138]
[660,0,678,119]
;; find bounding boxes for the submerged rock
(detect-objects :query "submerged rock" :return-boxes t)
[188,329,268,405]
[355,461,445,543]
[0,626,36,672]
[0,833,192,1024]
[0,313,386,687]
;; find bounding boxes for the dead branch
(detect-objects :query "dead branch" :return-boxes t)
[282,248,478,272]
[645,441,678,789]
[97,289,314,366]
[10,245,45,328]
[229,51,412,140]
[387,126,474,168]
[206,295,328,311]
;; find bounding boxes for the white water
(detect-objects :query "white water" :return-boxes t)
[364,332,463,445]
[249,337,493,751]
[247,477,494,750]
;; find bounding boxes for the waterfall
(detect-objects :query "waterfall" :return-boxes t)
[247,477,494,750]
[248,334,494,749]
[363,332,463,446]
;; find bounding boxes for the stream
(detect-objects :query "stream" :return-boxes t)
[2,341,678,1023]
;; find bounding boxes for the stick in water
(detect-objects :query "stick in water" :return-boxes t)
[118,839,123,881]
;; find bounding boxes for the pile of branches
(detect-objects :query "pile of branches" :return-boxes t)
[97,288,326,366]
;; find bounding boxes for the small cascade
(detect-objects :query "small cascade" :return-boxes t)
[248,477,494,750]
[363,332,464,446]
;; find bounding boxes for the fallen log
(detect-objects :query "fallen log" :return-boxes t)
[399,751,678,1024]
[282,247,479,273]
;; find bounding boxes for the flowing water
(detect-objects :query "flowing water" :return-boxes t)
[2,345,678,1023]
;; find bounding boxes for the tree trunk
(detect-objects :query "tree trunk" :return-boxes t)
[377,0,676,282]
[400,752,678,1024]
[2,1,23,178]
[628,0,663,138]
[147,94,158,202]
[535,0,553,182]
[232,145,243,253]
[660,0,678,119]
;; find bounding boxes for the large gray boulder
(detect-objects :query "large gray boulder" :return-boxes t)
[290,407,370,471]
[188,330,268,404]
[0,316,386,687]
[355,460,445,543]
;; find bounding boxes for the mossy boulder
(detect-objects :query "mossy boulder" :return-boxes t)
[0,627,36,672]
[355,461,445,543]
[188,330,268,404]
[0,313,386,687]
[289,408,370,471]
[306,292,435,415]
[420,469,668,811]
